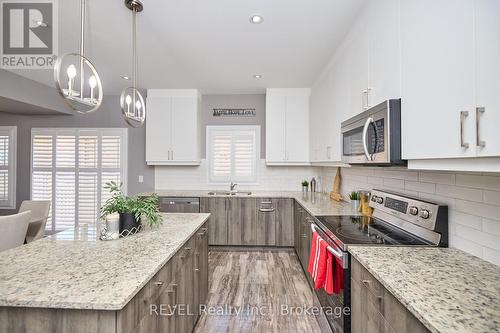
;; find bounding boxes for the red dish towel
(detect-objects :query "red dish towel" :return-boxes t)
[324,248,344,295]
[307,232,328,289]
[314,240,329,289]
[307,232,319,275]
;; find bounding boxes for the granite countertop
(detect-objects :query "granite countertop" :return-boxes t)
[0,213,210,311]
[152,190,359,217]
[348,246,500,333]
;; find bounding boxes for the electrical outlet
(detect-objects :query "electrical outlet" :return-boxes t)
[138,175,144,183]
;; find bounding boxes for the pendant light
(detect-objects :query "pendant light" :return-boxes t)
[120,0,146,128]
[54,0,103,113]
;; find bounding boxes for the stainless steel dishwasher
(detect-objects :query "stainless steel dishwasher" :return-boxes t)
[159,197,200,213]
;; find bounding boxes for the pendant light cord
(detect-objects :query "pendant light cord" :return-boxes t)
[80,0,86,100]
[132,8,137,111]
[133,8,137,91]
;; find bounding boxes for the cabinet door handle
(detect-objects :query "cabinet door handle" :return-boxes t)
[260,201,272,205]
[362,89,368,110]
[154,281,164,286]
[197,227,208,236]
[366,87,372,108]
[476,107,486,148]
[259,208,275,212]
[460,111,470,149]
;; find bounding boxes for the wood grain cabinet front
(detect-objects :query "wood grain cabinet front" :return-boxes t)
[256,198,294,247]
[200,197,228,245]
[201,197,294,247]
[351,257,430,333]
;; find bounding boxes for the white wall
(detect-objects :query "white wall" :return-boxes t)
[320,166,500,266]
[155,159,320,192]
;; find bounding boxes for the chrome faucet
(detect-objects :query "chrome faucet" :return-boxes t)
[230,182,238,192]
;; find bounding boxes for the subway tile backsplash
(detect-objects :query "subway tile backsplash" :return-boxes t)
[320,166,500,266]
[155,162,500,266]
[155,159,319,192]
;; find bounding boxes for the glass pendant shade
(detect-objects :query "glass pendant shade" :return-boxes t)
[54,0,103,113]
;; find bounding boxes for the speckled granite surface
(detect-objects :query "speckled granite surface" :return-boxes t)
[0,213,210,310]
[152,190,359,217]
[349,246,500,333]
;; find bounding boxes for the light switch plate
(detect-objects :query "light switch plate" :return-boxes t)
[138,175,144,183]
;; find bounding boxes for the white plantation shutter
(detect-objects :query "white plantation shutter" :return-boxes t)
[0,127,16,209]
[207,126,259,183]
[31,129,127,233]
[234,134,255,178]
[212,134,232,178]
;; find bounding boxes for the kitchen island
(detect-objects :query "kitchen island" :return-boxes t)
[0,213,210,333]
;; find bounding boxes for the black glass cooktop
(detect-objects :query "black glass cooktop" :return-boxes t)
[315,215,431,248]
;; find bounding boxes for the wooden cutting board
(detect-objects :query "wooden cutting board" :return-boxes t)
[329,167,344,202]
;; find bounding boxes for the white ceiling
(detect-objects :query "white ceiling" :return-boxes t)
[9,0,366,95]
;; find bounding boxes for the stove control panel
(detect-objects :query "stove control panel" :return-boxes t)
[369,189,445,231]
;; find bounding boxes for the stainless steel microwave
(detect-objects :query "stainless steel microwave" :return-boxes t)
[341,99,404,165]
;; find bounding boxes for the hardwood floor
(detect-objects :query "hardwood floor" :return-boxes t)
[194,249,332,333]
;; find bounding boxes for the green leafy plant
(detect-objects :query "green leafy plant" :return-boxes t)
[100,181,162,227]
[301,180,309,187]
[348,191,360,201]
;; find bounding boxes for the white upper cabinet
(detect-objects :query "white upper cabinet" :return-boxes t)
[345,0,401,117]
[266,92,286,163]
[266,89,310,165]
[475,0,500,157]
[146,89,201,165]
[309,0,399,164]
[346,20,370,117]
[401,0,500,170]
[401,0,476,160]
[367,0,401,107]
[146,96,171,163]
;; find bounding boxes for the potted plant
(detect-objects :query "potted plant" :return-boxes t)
[100,181,162,236]
[348,191,360,212]
[301,180,309,193]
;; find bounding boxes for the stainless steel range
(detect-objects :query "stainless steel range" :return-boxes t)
[311,189,448,333]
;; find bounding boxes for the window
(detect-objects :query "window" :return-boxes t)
[207,126,259,183]
[31,128,127,232]
[0,127,17,209]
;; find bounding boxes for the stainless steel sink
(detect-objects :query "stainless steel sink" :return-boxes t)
[207,191,252,196]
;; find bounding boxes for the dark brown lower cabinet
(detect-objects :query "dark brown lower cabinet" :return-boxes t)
[351,257,430,333]
[0,222,209,333]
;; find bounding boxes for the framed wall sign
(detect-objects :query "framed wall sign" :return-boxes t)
[213,108,256,117]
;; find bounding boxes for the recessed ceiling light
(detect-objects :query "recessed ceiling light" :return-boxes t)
[254,74,262,79]
[249,15,264,24]
[121,75,130,80]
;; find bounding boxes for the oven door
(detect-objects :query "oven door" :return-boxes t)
[311,223,351,333]
[341,105,389,164]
